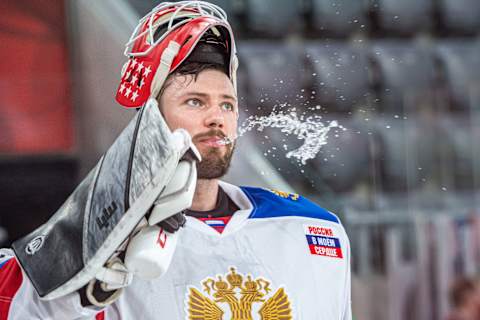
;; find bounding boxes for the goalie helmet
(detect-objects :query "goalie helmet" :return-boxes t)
[116,1,238,108]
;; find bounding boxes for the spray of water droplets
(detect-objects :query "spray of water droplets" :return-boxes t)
[238,108,343,165]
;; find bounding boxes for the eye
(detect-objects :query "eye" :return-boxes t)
[186,98,203,108]
[222,102,235,112]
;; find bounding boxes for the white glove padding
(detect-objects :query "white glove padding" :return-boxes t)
[170,128,201,161]
[84,226,179,306]
[124,226,179,279]
[95,257,133,291]
[149,160,197,226]
[85,257,130,307]
[88,129,198,299]
[149,128,199,227]
[123,151,198,279]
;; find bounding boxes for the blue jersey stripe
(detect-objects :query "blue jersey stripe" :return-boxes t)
[241,186,339,223]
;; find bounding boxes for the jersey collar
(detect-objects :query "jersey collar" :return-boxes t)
[185,181,253,236]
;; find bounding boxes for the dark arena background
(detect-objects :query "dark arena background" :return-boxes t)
[1,0,479,319]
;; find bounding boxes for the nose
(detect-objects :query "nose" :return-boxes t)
[204,106,225,129]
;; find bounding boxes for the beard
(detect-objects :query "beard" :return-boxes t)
[193,130,235,179]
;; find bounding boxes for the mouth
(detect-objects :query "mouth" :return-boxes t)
[197,136,227,148]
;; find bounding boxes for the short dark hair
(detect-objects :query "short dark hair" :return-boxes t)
[157,62,226,100]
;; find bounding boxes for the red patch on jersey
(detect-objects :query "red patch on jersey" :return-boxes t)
[0,259,23,320]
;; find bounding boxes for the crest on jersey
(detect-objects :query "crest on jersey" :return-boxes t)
[186,267,292,319]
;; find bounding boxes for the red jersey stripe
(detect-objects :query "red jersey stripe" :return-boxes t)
[0,259,23,320]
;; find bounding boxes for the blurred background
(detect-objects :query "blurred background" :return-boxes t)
[0,0,479,319]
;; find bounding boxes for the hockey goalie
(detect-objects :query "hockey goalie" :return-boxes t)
[0,2,352,319]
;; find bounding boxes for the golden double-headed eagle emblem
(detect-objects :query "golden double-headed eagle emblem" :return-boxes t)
[187,267,292,319]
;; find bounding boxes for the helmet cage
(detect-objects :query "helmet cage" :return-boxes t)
[125,1,229,57]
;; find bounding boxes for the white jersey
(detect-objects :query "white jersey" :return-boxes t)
[0,182,352,320]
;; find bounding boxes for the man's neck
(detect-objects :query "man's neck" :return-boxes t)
[190,179,219,211]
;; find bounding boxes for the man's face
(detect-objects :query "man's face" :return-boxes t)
[158,69,238,179]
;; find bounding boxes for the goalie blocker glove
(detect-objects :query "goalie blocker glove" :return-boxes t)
[12,98,199,301]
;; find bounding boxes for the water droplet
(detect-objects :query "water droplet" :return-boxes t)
[442,187,447,191]
[238,107,343,165]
